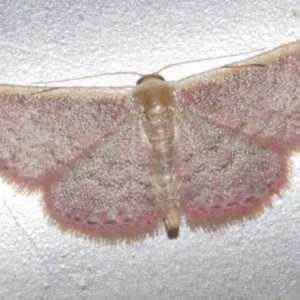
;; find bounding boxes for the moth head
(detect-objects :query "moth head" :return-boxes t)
[133,74,174,112]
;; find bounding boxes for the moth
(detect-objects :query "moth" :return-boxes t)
[0,39,300,241]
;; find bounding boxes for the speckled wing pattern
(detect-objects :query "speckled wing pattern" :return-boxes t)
[1,40,300,241]
[175,40,300,228]
[0,86,159,239]
[47,118,159,239]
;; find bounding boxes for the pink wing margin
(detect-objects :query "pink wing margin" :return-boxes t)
[174,39,300,228]
[0,85,160,241]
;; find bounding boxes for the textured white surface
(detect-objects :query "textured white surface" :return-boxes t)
[0,1,300,299]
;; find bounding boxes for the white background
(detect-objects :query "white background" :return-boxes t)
[0,1,300,299]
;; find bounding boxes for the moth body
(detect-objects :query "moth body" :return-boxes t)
[133,75,179,231]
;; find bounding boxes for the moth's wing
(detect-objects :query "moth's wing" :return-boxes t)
[0,85,160,240]
[175,110,287,229]
[45,117,159,241]
[175,39,300,152]
[0,85,133,189]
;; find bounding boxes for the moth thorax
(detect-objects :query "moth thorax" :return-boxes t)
[133,76,175,114]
